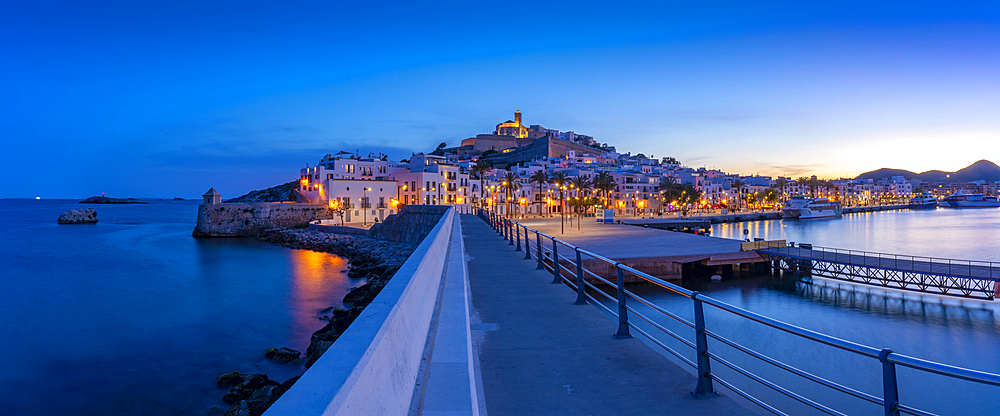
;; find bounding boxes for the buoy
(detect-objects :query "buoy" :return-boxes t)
[711,275,722,281]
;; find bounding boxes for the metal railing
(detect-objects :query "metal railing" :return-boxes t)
[760,245,1000,280]
[477,209,1000,416]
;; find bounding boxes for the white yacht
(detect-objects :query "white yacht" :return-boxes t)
[937,193,1000,208]
[780,195,812,218]
[799,198,843,219]
[908,192,937,208]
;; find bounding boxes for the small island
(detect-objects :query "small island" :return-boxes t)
[80,196,148,204]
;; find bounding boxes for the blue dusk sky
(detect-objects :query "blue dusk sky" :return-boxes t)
[2,1,998,198]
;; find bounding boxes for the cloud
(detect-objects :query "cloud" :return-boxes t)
[758,163,827,177]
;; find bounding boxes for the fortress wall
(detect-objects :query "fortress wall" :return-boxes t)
[193,203,336,237]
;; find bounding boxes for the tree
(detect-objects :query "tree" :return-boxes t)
[528,170,549,216]
[470,159,492,208]
[549,172,570,220]
[763,188,778,208]
[797,177,815,197]
[661,156,681,165]
[773,177,789,203]
[658,177,681,211]
[570,176,593,229]
[593,171,616,208]
[501,172,520,217]
[431,142,448,156]
[730,179,746,211]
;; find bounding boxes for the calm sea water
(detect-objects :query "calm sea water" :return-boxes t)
[629,208,1000,415]
[0,199,361,416]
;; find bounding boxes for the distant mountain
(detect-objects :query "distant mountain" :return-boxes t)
[856,160,1000,182]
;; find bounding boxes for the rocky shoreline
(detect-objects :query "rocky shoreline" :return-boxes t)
[211,228,416,416]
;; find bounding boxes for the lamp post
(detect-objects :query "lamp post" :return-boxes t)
[363,187,371,225]
[558,183,566,234]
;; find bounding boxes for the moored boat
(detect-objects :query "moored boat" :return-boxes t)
[781,195,811,218]
[799,198,843,219]
[908,192,938,208]
[937,193,1000,208]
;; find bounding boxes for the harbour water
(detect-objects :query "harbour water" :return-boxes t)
[0,199,361,416]
[630,208,1000,415]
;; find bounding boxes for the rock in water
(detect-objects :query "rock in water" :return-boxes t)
[57,208,98,224]
[263,347,300,364]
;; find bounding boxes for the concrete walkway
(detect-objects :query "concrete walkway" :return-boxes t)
[461,215,753,416]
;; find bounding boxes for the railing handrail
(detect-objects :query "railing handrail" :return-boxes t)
[478,209,1000,416]
[759,244,1000,269]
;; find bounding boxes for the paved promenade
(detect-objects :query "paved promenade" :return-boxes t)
[514,216,743,259]
[461,215,752,416]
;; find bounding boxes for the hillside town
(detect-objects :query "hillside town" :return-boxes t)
[294,111,1000,223]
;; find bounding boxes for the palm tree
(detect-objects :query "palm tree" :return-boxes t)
[470,159,492,208]
[528,170,549,217]
[797,177,816,197]
[501,172,520,217]
[730,179,746,212]
[593,171,615,208]
[773,177,789,203]
[550,172,569,223]
[658,177,680,213]
[570,176,592,226]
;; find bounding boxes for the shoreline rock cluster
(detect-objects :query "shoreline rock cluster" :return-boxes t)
[212,228,415,416]
[57,208,98,224]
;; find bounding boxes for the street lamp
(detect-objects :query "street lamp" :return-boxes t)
[363,187,371,225]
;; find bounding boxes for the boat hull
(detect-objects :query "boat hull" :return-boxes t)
[937,201,1000,208]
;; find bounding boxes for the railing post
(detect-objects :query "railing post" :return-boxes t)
[508,220,514,245]
[691,293,717,398]
[880,349,900,416]
[524,226,532,260]
[515,223,522,251]
[536,231,544,270]
[503,219,509,240]
[574,249,587,305]
[551,239,561,284]
[613,264,632,339]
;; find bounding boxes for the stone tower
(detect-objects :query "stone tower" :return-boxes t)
[203,188,222,205]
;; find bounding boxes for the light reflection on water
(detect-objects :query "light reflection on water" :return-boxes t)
[712,208,1000,261]
[288,250,360,353]
[0,199,361,416]
[622,208,1000,415]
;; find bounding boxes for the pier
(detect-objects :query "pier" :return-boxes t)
[513,216,763,281]
[757,245,1000,300]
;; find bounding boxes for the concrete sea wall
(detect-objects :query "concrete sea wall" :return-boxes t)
[369,205,451,245]
[193,203,336,237]
[265,208,470,416]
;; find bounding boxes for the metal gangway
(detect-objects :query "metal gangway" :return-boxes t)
[755,245,1000,300]
[479,210,1000,416]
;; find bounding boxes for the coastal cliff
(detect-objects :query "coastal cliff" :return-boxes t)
[224,182,298,203]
